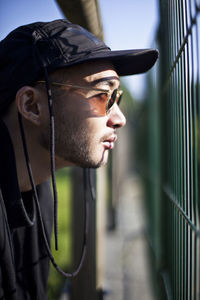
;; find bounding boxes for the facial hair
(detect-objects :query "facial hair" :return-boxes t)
[39,111,107,169]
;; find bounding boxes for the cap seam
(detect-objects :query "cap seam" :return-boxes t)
[33,25,71,65]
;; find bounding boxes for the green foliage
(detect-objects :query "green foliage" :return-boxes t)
[47,168,72,300]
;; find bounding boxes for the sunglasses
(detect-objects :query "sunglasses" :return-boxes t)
[37,81,123,116]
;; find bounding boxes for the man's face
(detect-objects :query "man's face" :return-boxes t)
[40,61,126,169]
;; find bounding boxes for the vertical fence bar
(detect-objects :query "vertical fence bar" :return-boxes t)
[195,3,200,298]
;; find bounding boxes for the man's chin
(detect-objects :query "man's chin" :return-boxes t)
[79,151,110,169]
[55,149,110,169]
[94,149,109,168]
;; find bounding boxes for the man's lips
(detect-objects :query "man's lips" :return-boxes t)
[102,135,117,149]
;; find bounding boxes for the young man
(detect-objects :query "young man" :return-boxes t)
[0,19,158,299]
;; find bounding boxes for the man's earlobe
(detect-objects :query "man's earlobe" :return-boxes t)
[16,86,41,125]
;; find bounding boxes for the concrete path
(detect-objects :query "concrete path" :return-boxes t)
[102,175,155,300]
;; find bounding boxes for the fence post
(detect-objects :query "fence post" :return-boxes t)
[70,167,97,300]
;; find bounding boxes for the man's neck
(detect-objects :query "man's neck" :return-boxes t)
[3,112,51,192]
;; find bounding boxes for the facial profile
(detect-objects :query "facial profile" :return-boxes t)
[37,61,126,169]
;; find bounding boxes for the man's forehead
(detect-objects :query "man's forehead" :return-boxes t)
[87,76,120,85]
[84,68,119,85]
[78,61,120,87]
[59,60,119,83]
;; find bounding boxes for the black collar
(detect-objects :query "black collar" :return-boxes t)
[0,119,35,229]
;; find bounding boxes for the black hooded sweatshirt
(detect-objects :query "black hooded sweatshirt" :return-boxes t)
[0,119,53,300]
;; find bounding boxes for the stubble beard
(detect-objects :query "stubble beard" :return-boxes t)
[39,118,106,169]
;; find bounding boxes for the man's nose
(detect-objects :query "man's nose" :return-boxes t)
[106,104,126,129]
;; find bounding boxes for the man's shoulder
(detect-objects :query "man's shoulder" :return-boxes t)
[0,189,11,246]
[0,181,53,300]
[0,189,17,300]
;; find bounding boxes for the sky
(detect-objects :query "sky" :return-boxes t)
[0,0,159,100]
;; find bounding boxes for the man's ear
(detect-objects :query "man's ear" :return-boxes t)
[15,86,42,125]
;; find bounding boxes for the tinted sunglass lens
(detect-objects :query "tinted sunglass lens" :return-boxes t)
[107,89,117,112]
[117,92,122,106]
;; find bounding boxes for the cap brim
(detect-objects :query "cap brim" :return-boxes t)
[75,48,159,76]
[108,48,159,76]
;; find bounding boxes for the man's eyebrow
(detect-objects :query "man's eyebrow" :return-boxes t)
[89,76,120,88]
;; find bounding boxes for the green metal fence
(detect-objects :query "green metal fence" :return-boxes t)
[136,0,200,299]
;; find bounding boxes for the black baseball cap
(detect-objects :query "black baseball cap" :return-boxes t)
[0,19,158,112]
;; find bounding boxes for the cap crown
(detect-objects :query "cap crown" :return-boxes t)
[0,19,109,112]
